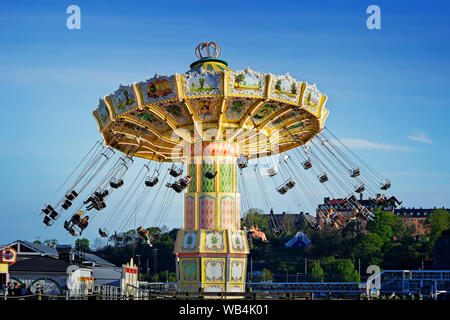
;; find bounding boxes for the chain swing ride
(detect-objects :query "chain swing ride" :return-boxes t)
[39,42,398,292]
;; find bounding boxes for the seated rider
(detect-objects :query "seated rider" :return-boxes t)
[167,175,191,192]
[84,190,109,206]
[86,197,106,211]
[178,175,191,188]
[64,220,79,236]
[99,228,108,238]
[249,225,268,242]
[386,196,402,206]
[71,210,83,224]
[136,226,153,247]
[80,216,89,229]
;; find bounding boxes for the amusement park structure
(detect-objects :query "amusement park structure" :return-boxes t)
[40,42,395,293]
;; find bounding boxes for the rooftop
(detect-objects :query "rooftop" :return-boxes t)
[0,240,116,267]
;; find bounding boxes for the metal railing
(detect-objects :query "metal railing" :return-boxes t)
[247,282,364,293]
[369,270,450,300]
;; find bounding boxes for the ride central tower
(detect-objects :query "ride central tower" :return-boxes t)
[174,140,249,293]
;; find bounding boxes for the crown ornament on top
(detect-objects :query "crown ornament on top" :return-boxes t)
[195,41,221,59]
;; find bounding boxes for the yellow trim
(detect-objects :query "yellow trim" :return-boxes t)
[104,95,116,119]
[297,82,307,106]
[265,74,272,99]
[133,81,144,107]
[174,73,183,100]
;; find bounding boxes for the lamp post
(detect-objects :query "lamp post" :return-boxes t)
[284,268,288,283]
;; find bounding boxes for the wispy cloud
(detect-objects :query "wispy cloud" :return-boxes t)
[339,138,414,152]
[408,131,432,144]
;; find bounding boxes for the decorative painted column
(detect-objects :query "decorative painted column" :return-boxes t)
[174,141,249,293]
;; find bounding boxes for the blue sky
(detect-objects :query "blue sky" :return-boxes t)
[1,0,449,245]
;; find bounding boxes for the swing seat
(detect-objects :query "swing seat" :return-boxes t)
[276,186,288,194]
[65,190,78,201]
[42,204,54,215]
[94,189,109,199]
[318,173,328,183]
[61,199,72,210]
[145,176,159,187]
[98,228,109,238]
[169,167,183,178]
[110,178,124,189]
[267,167,278,177]
[178,176,191,188]
[354,184,365,193]
[173,184,183,193]
[43,216,53,226]
[380,180,391,190]
[68,226,79,236]
[205,171,217,179]
[302,160,312,170]
[70,212,81,224]
[63,220,72,231]
[237,155,248,169]
[179,179,188,188]
[49,210,59,220]
[350,167,360,178]
[95,201,106,210]
[285,179,296,189]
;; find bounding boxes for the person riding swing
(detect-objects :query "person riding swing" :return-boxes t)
[136,226,153,247]
[248,225,269,243]
[167,175,191,193]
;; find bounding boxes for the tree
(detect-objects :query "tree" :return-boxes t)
[261,268,274,281]
[426,209,450,244]
[43,239,58,248]
[353,232,384,266]
[366,209,401,245]
[199,78,205,89]
[243,208,270,235]
[308,261,324,282]
[75,238,90,252]
[151,274,159,282]
[335,259,360,282]
[235,74,245,87]
[275,79,282,91]
[33,240,42,244]
[290,82,297,94]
